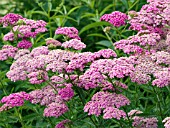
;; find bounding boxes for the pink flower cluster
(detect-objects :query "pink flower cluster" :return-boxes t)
[128,110,158,128]
[0,13,23,27]
[128,1,169,34]
[62,39,86,50]
[163,117,170,128]
[114,31,161,54]
[0,45,18,60]
[100,11,128,27]
[55,27,81,40]
[84,91,129,119]
[0,92,32,112]
[45,38,62,48]
[17,39,32,49]
[55,119,70,128]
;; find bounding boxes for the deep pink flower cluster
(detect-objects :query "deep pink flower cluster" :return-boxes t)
[17,39,32,49]
[55,27,81,40]
[62,39,86,50]
[0,45,18,60]
[128,0,170,34]
[84,91,130,119]
[55,119,70,128]
[0,91,32,112]
[163,117,170,128]
[1,13,23,27]
[100,11,128,27]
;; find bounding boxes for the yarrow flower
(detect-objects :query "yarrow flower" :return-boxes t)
[17,39,32,49]
[128,110,158,128]
[55,120,70,128]
[0,92,32,112]
[55,27,81,40]
[84,91,130,118]
[45,38,62,48]
[1,13,23,27]
[62,39,86,50]
[100,11,128,27]
[0,45,18,60]
[163,117,170,128]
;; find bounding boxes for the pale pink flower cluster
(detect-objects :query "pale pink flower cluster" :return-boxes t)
[62,39,86,50]
[163,117,170,128]
[55,27,81,40]
[0,91,32,112]
[45,38,62,48]
[128,110,158,128]
[100,11,128,27]
[114,31,161,54]
[0,45,18,60]
[84,91,130,119]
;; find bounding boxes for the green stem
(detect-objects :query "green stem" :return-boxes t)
[152,86,163,120]
[14,108,25,128]
[123,107,133,128]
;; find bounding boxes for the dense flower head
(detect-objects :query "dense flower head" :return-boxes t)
[66,52,96,72]
[17,39,32,49]
[152,68,170,87]
[14,49,30,60]
[27,70,49,84]
[100,11,128,27]
[0,92,32,112]
[55,119,70,128]
[103,107,126,119]
[62,39,86,50]
[163,117,170,128]
[3,18,47,41]
[30,46,49,57]
[77,68,105,89]
[43,102,68,118]
[128,0,170,34]
[1,13,23,27]
[84,91,130,117]
[0,45,18,60]
[90,58,134,78]
[55,27,81,40]
[132,116,158,128]
[114,31,161,54]
[94,49,117,58]
[58,85,74,101]
[45,38,62,48]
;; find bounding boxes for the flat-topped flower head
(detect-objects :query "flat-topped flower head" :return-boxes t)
[1,13,23,27]
[100,11,128,27]
[0,91,32,112]
[55,27,81,40]
[17,39,32,49]
[62,39,86,50]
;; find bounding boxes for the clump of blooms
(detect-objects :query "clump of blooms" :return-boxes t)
[62,39,86,50]
[100,11,128,27]
[45,38,62,48]
[14,49,30,60]
[0,92,32,112]
[1,13,23,27]
[0,45,18,60]
[114,31,161,54]
[55,119,70,128]
[84,91,130,119]
[17,39,32,49]
[55,27,81,40]
[128,110,158,128]
[3,17,47,42]
[128,0,170,34]
[163,117,170,128]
